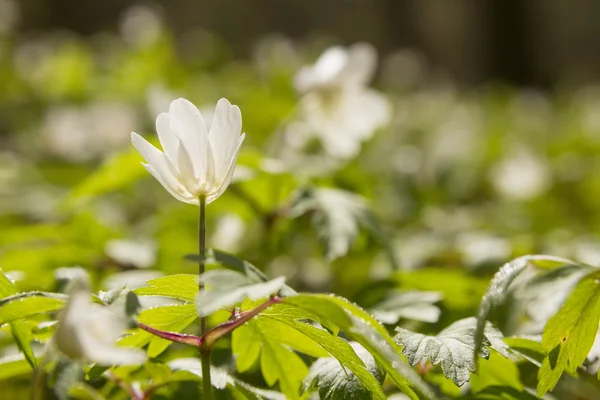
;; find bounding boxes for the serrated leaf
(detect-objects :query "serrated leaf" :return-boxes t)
[537,271,600,397]
[133,274,198,302]
[121,304,197,357]
[474,255,586,370]
[289,187,375,260]
[0,295,65,325]
[370,290,442,324]
[284,294,435,400]
[305,342,383,400]
[196,270,286,317]
[395,317,507,387]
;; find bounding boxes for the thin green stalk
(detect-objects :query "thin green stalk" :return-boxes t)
[198,195,212,400]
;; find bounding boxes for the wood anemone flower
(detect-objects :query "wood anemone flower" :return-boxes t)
[132,98,245,205]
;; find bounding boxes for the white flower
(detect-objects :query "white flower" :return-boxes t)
[294,43,391,159]
[132,98,245,205]
[54,289,146,365]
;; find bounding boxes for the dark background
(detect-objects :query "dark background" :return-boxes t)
[17,0,600,88]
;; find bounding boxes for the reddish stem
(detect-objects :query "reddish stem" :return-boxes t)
[201,297,281,348]
[137,322,203,347]
[137,297,281,351]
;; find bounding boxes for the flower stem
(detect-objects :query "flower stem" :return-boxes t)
[197,195,212,400]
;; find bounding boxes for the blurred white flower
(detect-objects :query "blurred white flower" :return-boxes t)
[119,4,162,46]
[41,102,138,161]
[212,214,245,253]
[294,43,391,159]
[456,233,511,266]
[54,289,146,365]
[132,98,245,205]
[105,239,156,269]
[491,150,551,200]
[0,0,18,34]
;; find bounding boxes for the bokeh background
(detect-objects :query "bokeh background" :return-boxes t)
[3,1,600,398]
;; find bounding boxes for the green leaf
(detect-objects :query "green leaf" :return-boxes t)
[0,295,65,325]
[10,321,36,369]
[185,249,297,296]
[305,342,383,400]
[395,317,508,387]
[258,306,386,399]
[289,187,376,260]
[537,271,600,397]
[0,270,37,369]
[121,304,197,357]
[369,290,442,324]
[168,358,286,399]
[0,354,35,380]
[64,149,146,207]
[133,274,198,302]
[474,255,585,370]
[283,294,435,400]
[504,336,544,367]
[196,270,286,316]
[260,338,307,399]
[462,386,539,400]
[232,312,320,399]
[470,351,524,393]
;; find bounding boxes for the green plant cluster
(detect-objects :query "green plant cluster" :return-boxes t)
[2,11,600,400]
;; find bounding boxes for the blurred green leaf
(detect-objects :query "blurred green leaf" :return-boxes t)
[0,270,37,369]
[64,149,146,207]
[0,355,34,380]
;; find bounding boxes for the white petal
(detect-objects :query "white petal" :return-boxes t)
[168,98,212,181]
[207,133,245,204]
[144,164,196,205]
[176,140,202,194]
[156,112,179,165]
[208,98,242,181]
[338,43,377,86]
[132,132,185,196]
[294,46,348,93]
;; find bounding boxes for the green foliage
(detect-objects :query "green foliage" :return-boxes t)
[537,271,600,396]
[196,270,286,317]
[5,13,600,399]
[121,304,198,357]
[133,274,198,302]
[304,342,384,400]
[395,317,508,387]
[0,270,37,370]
